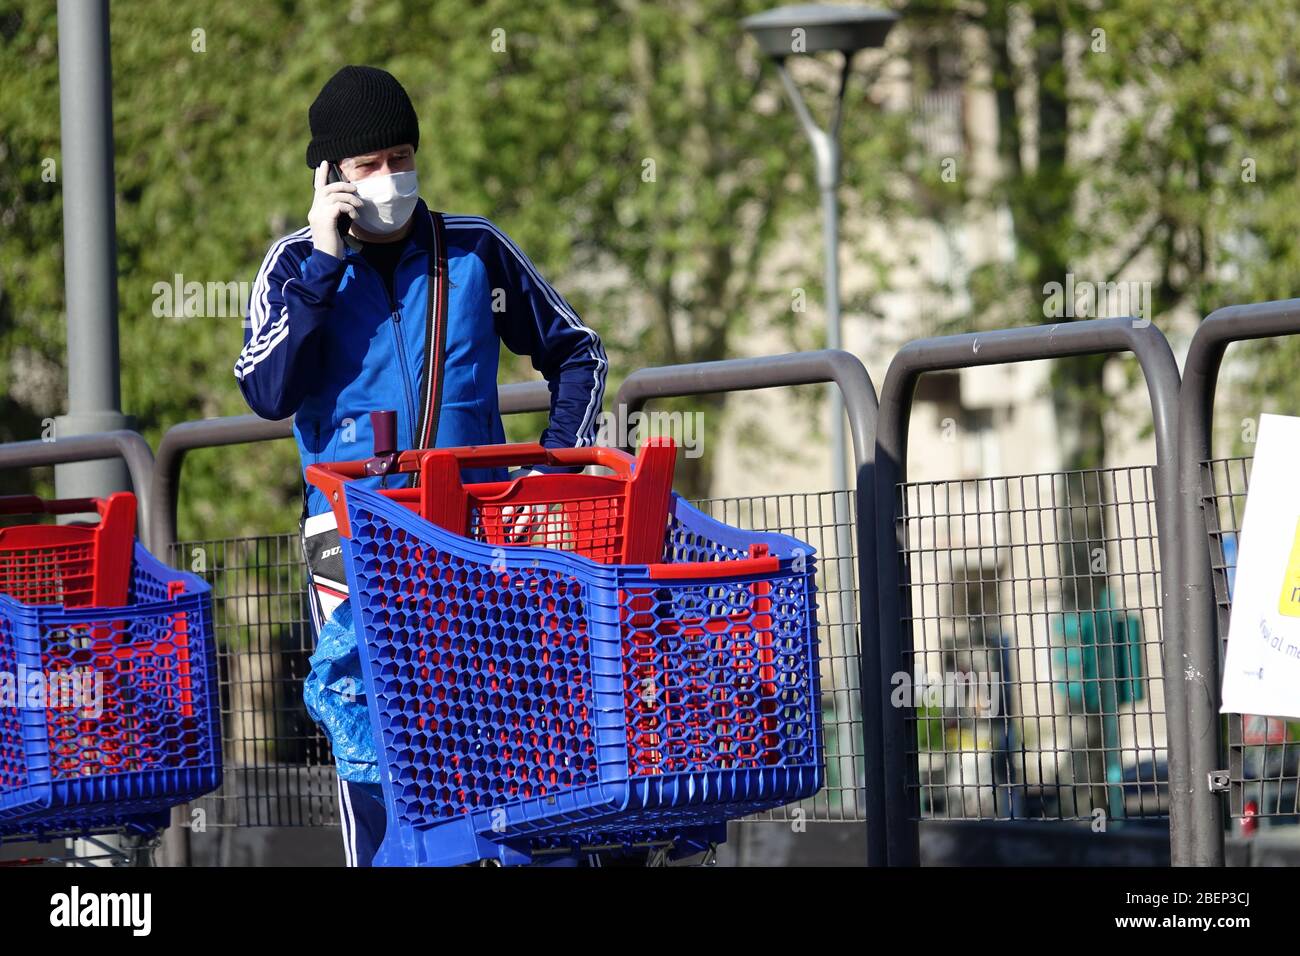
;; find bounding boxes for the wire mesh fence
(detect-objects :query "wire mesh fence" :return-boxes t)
[895,466,1168,823]
[1202,456,1300,825]
[172,488,865,830]
[170,534,337,829]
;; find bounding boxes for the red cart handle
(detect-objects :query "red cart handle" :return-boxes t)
[306,443,646,504]
[312,441,639,483]
[646,544,780,580]
[306,439,675,539]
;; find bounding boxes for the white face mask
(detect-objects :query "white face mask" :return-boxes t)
[351,170,419,234]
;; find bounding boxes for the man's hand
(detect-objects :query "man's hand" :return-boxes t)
[500,468,549,544]
[309,161,362,260]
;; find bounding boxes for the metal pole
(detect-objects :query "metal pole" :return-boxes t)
[822,181,848,495]
[772,67,863,855]
[55,0,130,495]
[55,0,132,867]
[774,56,852,494]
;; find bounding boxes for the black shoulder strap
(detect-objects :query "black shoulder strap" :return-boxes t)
[412,210,450,484]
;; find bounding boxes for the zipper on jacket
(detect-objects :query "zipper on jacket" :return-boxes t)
[347,244,420,446]
[387,305,419,440]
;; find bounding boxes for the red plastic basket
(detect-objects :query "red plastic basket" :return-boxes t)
[307,438,679,565]
[0,493,136,608]
[0,492,222,835]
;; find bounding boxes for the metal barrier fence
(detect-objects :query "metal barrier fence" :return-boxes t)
[873,318,1186,866]
[0,432,154,540]
[898,466,1168,825]
[19,308,1300,866]
[150,351,880,863]
[167,532,332,829]
[1181,298,1300,867]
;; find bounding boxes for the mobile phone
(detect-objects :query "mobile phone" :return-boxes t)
[323,162,352,242]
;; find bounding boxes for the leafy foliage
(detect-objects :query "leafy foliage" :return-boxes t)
[0,0,911,528]
[4,0,1299,536]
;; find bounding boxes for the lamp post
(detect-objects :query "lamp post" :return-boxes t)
[56,0,134,868]
[56,0,131,498]
[744,4,896,852]
[743,3,896,495]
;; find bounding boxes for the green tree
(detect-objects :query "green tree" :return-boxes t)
[896,0,1300,805]
[0,0,908,532]
[902,0,1300,455]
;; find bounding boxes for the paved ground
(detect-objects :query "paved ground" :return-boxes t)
[6,818,1299,866]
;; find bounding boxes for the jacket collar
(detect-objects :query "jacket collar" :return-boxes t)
[341,196,435,267]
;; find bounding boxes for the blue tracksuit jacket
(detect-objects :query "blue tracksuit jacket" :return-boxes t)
[233,198,607,518]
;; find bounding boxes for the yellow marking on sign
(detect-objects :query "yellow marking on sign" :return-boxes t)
[1278,517,1300,617]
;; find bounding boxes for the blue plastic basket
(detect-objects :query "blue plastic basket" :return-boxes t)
[338,483,823,866]
[0,544,222,834]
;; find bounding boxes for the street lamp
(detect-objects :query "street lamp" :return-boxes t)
[743,4,897,494]
[745,4,896,848]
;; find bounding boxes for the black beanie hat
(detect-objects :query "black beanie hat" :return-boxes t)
[305,65,420,168]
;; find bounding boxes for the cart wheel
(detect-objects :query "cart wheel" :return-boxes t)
[122,830,162,868]
[645,845,671,868]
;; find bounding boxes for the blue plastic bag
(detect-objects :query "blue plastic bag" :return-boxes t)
[304,600,380,785]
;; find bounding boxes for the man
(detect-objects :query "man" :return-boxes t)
[233,65,606,866]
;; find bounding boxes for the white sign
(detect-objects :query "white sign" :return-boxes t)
[1221,413,1300,718]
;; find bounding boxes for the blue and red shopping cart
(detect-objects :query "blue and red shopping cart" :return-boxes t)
[307,433,825,866]
[0,492,222,843]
